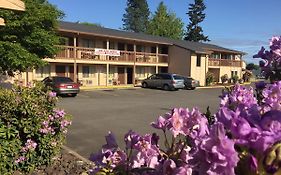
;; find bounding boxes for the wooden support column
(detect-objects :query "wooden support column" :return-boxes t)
[106,64,109,86]
[106,39,109,86]
[133,43,136,86]
[156,45,159,73]
[73,36,77,83]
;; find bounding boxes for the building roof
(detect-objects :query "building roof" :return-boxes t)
[59,21,245,55]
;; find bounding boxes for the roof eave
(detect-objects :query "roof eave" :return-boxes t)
[58,28,173,45]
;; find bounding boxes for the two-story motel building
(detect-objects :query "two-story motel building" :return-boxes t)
[21,21,245,87]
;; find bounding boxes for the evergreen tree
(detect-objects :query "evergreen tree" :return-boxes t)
[147,1,184,40]
[184,0,210,42]
[122,0,150,33]
[0,0,63,75]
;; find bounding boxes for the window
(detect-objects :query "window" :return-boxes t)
[137,67,145,77]
[211,53,220,59]
[196,54,201,67]
[103,41,107,49]
[83,66,90,78]
[36,65,50,78]
[151,46,156,53]
[81,39,94,48]
[109,41,115,49]
[136,45,143,52]
[127,44,134,51]
[160,46,168,54]
[118,43,125,50]
[173,75,183,80]
[159,74,171,80]
[231,71,238,77]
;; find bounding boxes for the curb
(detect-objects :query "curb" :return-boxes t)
[197,82,252,89]
[81,86,141,91]
[62,145,94,166]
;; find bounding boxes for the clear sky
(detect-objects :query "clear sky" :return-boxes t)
[48,0,281,63]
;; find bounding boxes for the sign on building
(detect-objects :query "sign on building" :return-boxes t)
[94,49,120,56]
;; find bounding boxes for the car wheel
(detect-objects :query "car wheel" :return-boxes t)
[71,93,77,97]
[191,87,196,90]
[163,84,170,91]
[142,82,148,88]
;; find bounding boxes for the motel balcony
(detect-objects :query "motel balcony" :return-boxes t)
[208,58,242,67]
[54,45,169,65]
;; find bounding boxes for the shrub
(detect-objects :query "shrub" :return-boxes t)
[232,75,239,83]
[221,74,229,84]
[0,83,71,174]
[242,71,252,82]
[206,72,214,86]
[90,81,281,175]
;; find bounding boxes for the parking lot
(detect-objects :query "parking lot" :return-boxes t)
[58,87,224,158]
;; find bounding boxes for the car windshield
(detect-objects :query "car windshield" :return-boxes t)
[53,77,73,83]
[173,75,183,80]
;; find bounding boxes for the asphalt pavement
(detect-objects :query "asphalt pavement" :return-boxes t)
[58,87,224,158]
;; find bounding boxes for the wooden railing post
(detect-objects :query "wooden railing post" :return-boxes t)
[73,37,77,83]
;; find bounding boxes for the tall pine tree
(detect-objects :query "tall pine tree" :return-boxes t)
[146,1,184,40]
[122,0,150,33]
[184,0,209,42]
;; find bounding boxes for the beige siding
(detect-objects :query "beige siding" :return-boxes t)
[219,67,243,81]
[168,46,191,77]
[190,54,207,86]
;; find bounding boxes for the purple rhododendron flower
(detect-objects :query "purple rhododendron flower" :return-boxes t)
[254,37,281,80]
[90,132,127,171]
[256,81,267,89]
[48,91,56,97]
[124,130,141,149]
[131,134,160,168]
[151,116,168,131]
[220,84,258,111]
[152,108,209,139]
[102,131,118,150]
[262,81,281,112]
[194,123,239,175]
[53,109,66,118]
[15,156,26,164]
[169,109,185,137]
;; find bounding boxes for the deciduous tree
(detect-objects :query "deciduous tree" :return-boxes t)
[0,0,63,75]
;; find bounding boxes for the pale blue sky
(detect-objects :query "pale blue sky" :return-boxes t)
[48,0,281,63]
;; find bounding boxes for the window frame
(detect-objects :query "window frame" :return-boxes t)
[196,54,201,67]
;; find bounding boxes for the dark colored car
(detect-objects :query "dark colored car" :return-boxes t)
[42,76,80,97]
[141,73,185,91]
[181,76,199,90]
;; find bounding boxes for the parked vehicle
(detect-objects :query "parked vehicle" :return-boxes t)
[42,76,80,97]
[181,76,199,90]
[141,73,185,91]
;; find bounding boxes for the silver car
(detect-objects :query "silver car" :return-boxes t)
[141,73,185,91]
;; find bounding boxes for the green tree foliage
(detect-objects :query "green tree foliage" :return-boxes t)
[122,0,150,33]
[146,1,184,40]
[246,63,259,70]
[0,0,63,75]
[184,0,209,42]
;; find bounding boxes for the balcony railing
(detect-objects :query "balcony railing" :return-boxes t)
[55,46,168,64]
[208,58,242,67]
